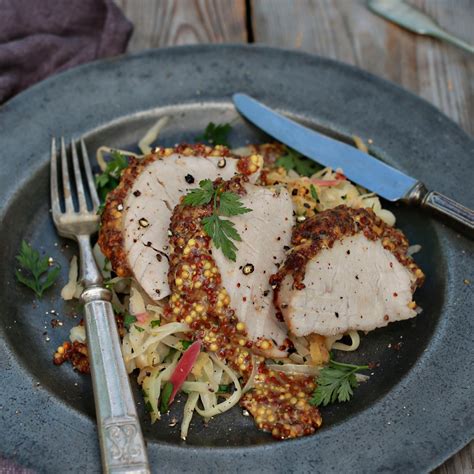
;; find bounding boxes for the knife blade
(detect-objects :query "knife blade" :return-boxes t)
[233,93,417,201]
[232,93,474,235]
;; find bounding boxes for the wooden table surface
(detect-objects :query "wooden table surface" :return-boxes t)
[115,1,473,472]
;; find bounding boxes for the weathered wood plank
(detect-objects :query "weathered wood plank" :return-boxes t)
[251,0,474,135]
[435,440,473,474]
[115,0,247,51]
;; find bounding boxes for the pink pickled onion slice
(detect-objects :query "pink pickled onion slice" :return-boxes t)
[168,340,202,403]
[311,179,343,187]
[134,312,149,324]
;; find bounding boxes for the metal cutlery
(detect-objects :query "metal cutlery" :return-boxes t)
[233,93,474,236]
[368,0,474,55]
[50,137,150,473]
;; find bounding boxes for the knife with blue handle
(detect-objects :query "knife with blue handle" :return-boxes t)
[233,93,474,236]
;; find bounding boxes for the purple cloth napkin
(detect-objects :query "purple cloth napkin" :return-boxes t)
[0,456,34,473]
[0,0,132,104]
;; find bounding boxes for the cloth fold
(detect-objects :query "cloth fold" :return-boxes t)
[0,0,132,104]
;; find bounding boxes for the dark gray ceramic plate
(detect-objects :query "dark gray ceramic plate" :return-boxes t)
[0,45,473,473]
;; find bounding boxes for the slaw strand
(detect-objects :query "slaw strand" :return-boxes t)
[180,392,199,440]
[331,331,360,352]
[96,146,141,171]
[138,117,170,154]
[195,355,242,418]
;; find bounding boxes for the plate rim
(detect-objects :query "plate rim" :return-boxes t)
[0,44,473,473]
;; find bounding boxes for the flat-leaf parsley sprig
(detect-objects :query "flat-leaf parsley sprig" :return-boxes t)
[310,358,369,407]
[275,146,322,177]
[195,122,232,147]
[95,151,129,203]
[15,240,61,298]
[183,179,251,261]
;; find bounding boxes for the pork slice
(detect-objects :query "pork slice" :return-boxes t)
[212,184,294,355]
[278,234,419,336]
[271,205,425,337]
[99,145,262,301]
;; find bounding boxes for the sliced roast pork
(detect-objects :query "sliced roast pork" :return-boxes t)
[212,183,294,355]
[271,205,425,337]
[166,175,293,357]
[99,145,262,300]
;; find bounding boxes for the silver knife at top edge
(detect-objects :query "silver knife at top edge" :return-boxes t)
[232,93,474,237]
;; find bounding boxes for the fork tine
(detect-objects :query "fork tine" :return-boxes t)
[71,139,88,212]
[80,138,100,209]
[61,137,74,213]
[50,138,61,218]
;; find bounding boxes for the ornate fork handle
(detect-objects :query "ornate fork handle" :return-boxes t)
[78,235,150,474]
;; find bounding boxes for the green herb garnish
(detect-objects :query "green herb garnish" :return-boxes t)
[123,313,137,330]
[218,191,252,217]
[150,319,161,329]
[310,184,319,202]
[310,359,369,407]
[196,122,232,147]
[15,241,60,298]
[183,180,251,261]
[134,325,145,332]
[275,147,322,177]
[217,384,231,394]
[180,340,192,350]
[182,179,215,206]
[97,202,106,216]
[95,151,129,202]
[160,381,174,413]
[201,215,241,262]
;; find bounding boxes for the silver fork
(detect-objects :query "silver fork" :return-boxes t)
[51,137,150,474]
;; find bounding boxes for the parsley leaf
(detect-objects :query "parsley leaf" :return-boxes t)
[310,184,319,202]
[219,192,252,217]
[123,313,137,330]
[275,147,322,177]
[202,214,240,262]
[134,325,145,332]
[15,241,60,297]
[182,179,214,206]
[310,359,369,407]
[217,384,231,394]
[95,151,129,202]
[183,181,251,261]
[150,319,161,328]
[180,340,192,350]
[160,381,174,413]
[196,122,232,147]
